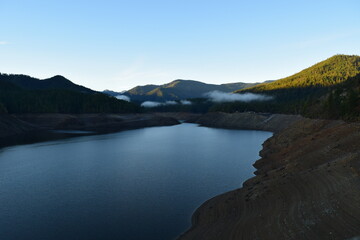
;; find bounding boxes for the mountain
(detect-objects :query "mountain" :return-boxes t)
[212,54,360,120]
[0,74,95,93]
[239,54,360,92]
[0,73,140,114]
[107,80,264,102]
[127,84,159,96]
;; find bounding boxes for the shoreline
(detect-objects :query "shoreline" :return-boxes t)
[178,112,360,240]
[2,111,360,239]
[0,113,180,149]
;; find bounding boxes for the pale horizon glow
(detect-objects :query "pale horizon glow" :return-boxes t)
[1,0,359,91]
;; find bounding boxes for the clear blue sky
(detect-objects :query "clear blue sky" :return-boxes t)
[1,0,359,91]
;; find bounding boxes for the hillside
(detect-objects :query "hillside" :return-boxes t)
[0,74,140,114]
[210,55,360,120]
[0,74,95,93]
[119,80,261,102]
[241,55,360,91]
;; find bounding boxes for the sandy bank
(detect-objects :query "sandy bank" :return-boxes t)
[179,112,360,240]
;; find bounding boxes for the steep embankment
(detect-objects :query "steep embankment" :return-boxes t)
[0,114,50,148]
[180,112,360,240]
[0,114,38,138]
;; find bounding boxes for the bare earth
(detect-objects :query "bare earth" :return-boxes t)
[179,112,360,240]
[0,113,179,148]
[2,112,360,239]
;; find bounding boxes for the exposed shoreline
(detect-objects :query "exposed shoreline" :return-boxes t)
[0,113,180,149]
[2,112,360,239]
[179,112,360,240]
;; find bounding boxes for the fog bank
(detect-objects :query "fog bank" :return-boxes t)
[205,91,272,103]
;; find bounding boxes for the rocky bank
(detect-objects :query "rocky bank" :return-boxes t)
[179,112,360,240]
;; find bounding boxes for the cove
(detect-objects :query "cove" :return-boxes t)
[0,123,272,240]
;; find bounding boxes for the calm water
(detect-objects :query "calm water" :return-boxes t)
[0,123,272,240]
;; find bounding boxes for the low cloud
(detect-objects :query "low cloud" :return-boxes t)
[141,101,163,108]
[205,91,272,103]
[180,100,192,105]
[141,100,192,108]
[116,95,131,102]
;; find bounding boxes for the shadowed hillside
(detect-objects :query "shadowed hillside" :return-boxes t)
[0,73,140,113]
[0,74,95,93]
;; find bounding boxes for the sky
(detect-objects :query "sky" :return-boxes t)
[1,0,359,91]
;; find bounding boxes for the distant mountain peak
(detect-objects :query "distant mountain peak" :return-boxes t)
[47,75,68,80]
[44,75,71,83]
[105,79,263,102]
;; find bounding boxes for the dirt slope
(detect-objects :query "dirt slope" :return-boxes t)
[179,113,360,240]
[190,112,303,133]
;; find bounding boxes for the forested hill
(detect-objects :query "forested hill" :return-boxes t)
[0,74,140,114]
[121,79,263,102]
[212,55,360,120]
[43,75,93,92]
[239,55,360,92]
[0,74,95,93]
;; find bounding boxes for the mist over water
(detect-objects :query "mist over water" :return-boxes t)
[115,95,131,101]
[205,91,273,102]
[0,123,272,240]
[141,100,186,108]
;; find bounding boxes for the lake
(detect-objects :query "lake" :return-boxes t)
[0,123,272,240]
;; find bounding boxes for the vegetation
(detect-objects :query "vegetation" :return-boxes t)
[120,79,261,102]
[0,73,140,113]
[148,55,360,121]
[241,55,360,91]
[0,74,95,93]
[215,54,360,120]
[1,55,359,120]
[321,73,360,120]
